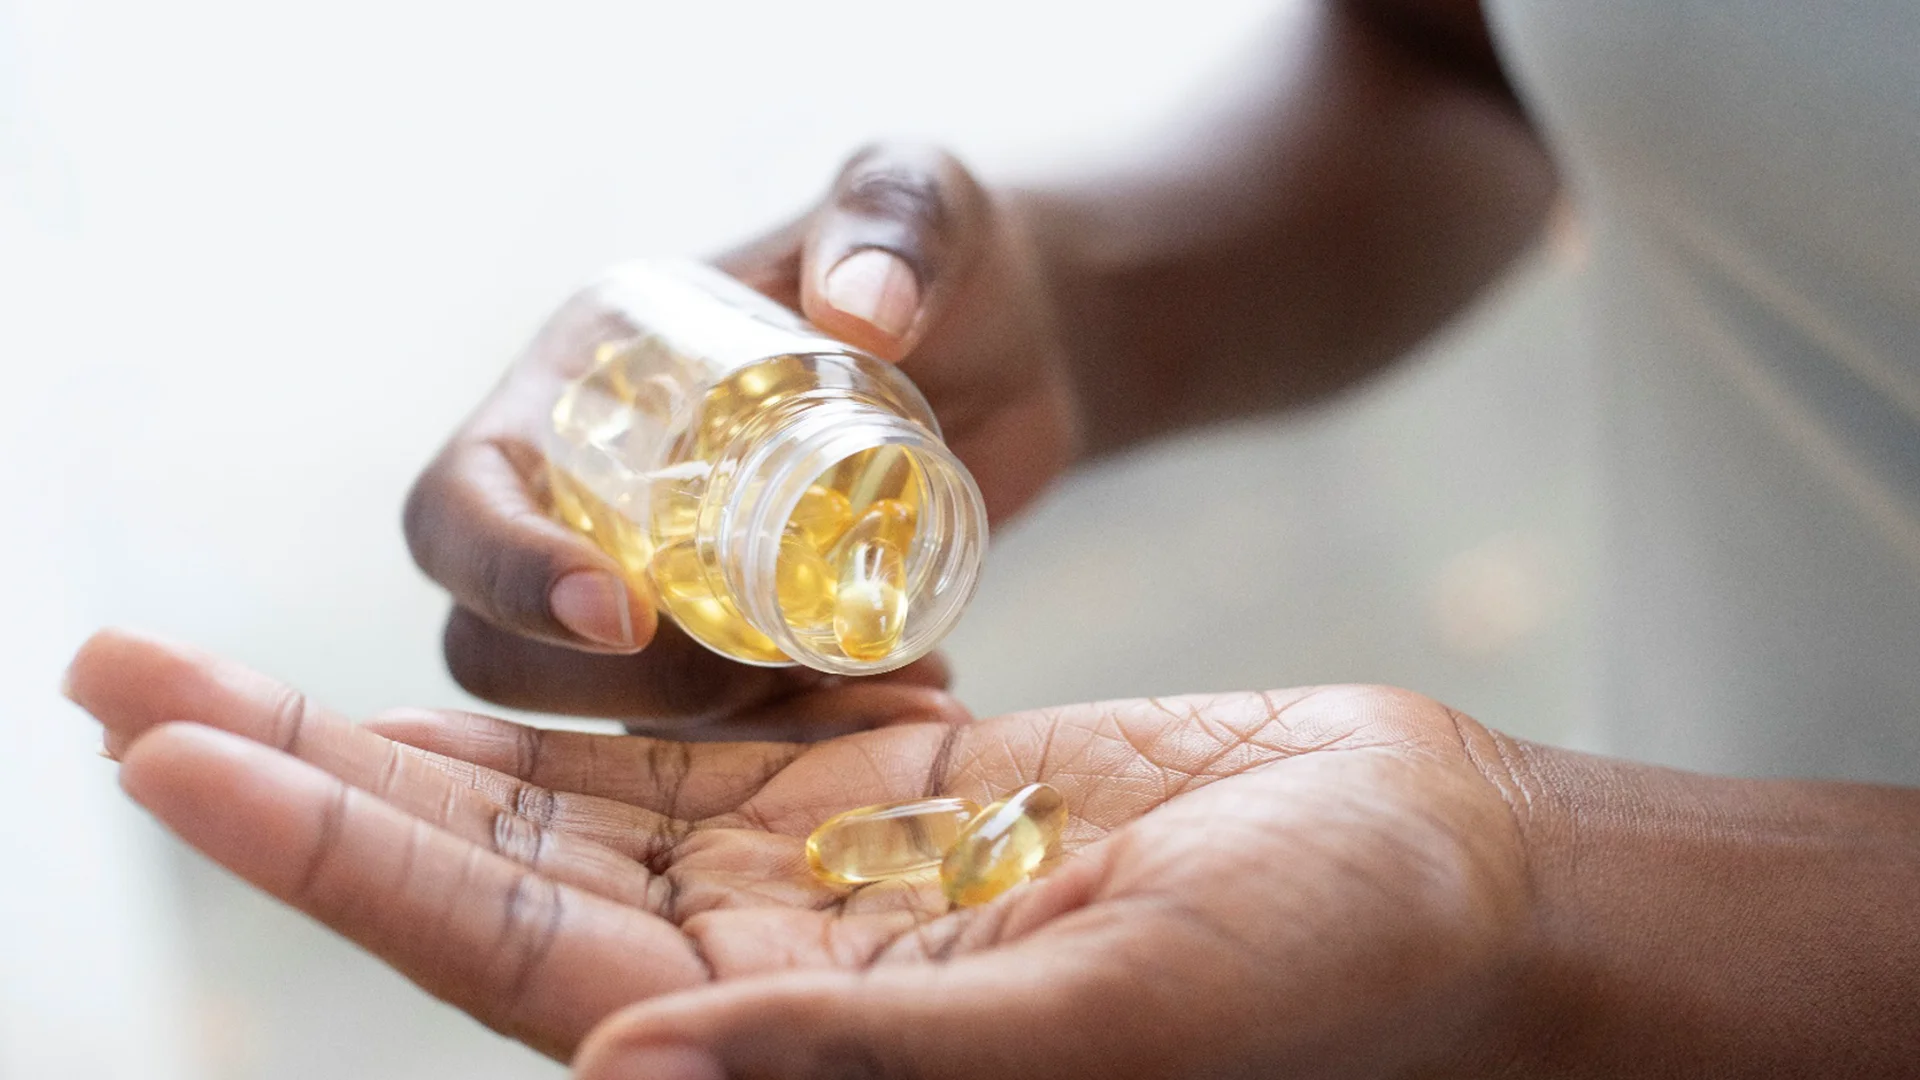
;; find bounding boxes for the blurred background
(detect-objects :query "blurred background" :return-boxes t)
[0,1,1592,1076]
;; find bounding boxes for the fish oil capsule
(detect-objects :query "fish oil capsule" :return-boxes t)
[775,530,838,628]
[649,540,786,663]
[547,465,651,580]
[805,796,982,885]
[786,483,854,552]
[833,539,907,660]
[835,445,921,511]
[547,463,598,537]
[837,497,917,555]
[940,783,1067,907]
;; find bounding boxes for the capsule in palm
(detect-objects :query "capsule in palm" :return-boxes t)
[940,783,1067,907]
[806,797,983,885]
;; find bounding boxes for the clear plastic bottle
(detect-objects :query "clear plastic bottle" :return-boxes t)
[544,260,988,675]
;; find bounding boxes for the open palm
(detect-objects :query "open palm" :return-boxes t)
[69,629,1533,1078]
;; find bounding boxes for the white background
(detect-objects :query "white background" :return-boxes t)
[0,2,1589,1076]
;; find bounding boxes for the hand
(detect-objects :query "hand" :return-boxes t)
[404,144,1076,729]
[68,628,1534,1077]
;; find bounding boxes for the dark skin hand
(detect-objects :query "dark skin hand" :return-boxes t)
[400,0,1554,732]
[68,633,1920,1078]
[69,629,1536,1076]
[401,145,1075,731]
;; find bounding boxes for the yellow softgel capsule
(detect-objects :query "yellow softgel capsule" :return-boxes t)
[835,445,920,511]
[546,465,650,580]
[787,483,854,552]
[775,530,838,628]
[940,783,1067,907]
[806,797,983,885]
[547,462,597,537]
[837,497,917,555]
[833,538,907,660]
[649,540,787,663]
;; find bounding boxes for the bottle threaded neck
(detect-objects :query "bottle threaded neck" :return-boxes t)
[714,395,987,675]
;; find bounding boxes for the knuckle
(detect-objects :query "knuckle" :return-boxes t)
[269,686,318,756]
[491,872,566,1035]
[373,741,409,798]
[514,723,546,780]
[836,144,981,231]
[400,458,454,573]
[291,783,352,904]
[489,806,547,867]
[472,526,563,631]
[842,163,949,228]
[510,780,560,828]
[406,438,575,636]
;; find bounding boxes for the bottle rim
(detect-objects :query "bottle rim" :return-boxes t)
[718,396,988,675]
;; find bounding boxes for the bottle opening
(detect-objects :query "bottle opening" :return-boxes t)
[719,390,988,675]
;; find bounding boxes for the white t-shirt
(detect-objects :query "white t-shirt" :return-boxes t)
[1486,2,1920,782]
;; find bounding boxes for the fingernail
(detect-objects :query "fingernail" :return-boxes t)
[549,571,635,649]
[59,665,77,703]
[824,248,920,340]
[580,1042,724,1080]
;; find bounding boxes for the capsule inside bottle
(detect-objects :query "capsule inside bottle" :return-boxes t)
[787,483,855,551]
[833,538,908,660]
[940,783,1067,907]
[775,530,838,628]
[649,540,785,663]
[806,797,983,885]
[836,497,917,555]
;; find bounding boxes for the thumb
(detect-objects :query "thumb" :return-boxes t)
[569,952,1171,1080]
[797,144,991,362]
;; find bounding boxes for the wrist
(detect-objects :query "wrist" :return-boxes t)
[1436,737,1920,1079]
[1399,726,1562,1079]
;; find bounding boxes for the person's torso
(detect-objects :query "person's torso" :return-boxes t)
[1485,0,1920,780]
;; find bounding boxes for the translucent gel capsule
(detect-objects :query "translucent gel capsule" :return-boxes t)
[775,530,838,628]
[835,445,919,511]
[584,338,686,423]
[833,539,907,660]
[547,461,597,537]
[836,498,917,556]
[940,783,1067,907]
[786,483,854,552]
[546,465,651,580]
[691,355,813,459]
[805,797,983,885]
[551,367,634,447]
[648,462,709,546]
[649,540,786,663]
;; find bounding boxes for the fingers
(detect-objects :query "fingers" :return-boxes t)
[440,606,797,725]
[795,144,992,361]
[66,628,672,906]
[363,706,805,821]
[403,288,656,654]
[363,675,970,820]
[570,927,1199,1080]
[118,723,707,1060]
[439,606,959,734]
